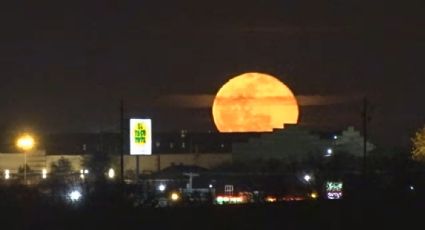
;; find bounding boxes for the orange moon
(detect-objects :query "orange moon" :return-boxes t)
[212,72,299,132]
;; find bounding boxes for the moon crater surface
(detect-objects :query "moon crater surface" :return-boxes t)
[212,72,299,132]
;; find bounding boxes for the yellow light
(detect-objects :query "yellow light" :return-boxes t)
[311,192,318,199]
[42,168,47,179]
[108,168,115,179]
[16,134,35,151]
[266,196,277,202]
[4,169,10,180]
[171,192,179,201]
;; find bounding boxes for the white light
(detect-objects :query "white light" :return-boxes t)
[158,184,166,192]
[209,184,213,188]
[80,169,87,179]
[69,190,82,202]
[410,185,414,190]
[325,148,333,157]
[4,169,10,180]
[333,135,338,140]
[327,192,343,199]
[42,168,47,179]
[304,174,311,182]
[108,168,115,179]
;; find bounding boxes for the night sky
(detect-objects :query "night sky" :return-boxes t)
[0,0,424,148]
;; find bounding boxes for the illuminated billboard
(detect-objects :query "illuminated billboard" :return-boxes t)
[129,118,152,155]
[326,181,343,199]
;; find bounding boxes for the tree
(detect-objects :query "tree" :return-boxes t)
[83,151,111,180]
[412,126,425,162]
[50,157,73,176]
[18,164,31,174]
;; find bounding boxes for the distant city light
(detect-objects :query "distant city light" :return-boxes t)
[170,192,179,201]
[42,168,47,179]
[310,192,318,199]
[333,135,338,140]
[265,196,277,202]
[80,169,89,180]
[209,184,213,188]
[158,184,166,192]
[4,169,10,180]
[69,190,82,202]
[108,168,115,179]
[409,185,415,191]
[325,148,333,157]
[304,174,312,182]
[215,195,244,205]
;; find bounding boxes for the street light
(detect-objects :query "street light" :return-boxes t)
[158,184,166,192]
[170,192,179,201]
[16,134,35,184]
[304,174,312,182]
[325,148,333,157]
[4,169,10,180]
[108,168,115,179]
[42,168,47,179]
[68,190,82,202]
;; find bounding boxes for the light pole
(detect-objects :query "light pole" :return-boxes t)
[16,134,35,184]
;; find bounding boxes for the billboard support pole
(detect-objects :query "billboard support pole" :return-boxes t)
[129,118,152,183]
[120,100,124,183]
[136,155,140,182]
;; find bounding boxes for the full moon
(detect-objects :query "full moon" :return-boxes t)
[212,72,299,132]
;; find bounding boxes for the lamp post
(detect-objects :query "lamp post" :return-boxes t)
[16,134,35,184]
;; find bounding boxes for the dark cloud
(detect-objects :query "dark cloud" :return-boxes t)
[156,94,362,108]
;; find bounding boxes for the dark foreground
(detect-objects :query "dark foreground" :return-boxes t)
[1,198,424,230]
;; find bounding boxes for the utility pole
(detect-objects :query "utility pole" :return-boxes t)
[362,97,368,177]
[120,99,124,182]
[183,172,199,192]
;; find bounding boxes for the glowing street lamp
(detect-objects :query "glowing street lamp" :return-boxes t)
[16,134,35,184]
[4,169,10,180]
[325,148,333,157]
[158,184,166,192]
[80,169,89,180]
[304,174,312,182]
[170,192,179,201]
[69,190,82,202]
[42,168,47,179]
[108,168,115,179]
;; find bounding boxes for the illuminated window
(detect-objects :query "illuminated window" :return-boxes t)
[180,130,187,138]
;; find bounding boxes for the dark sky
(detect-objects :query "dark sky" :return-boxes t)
[0,0,424,148]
